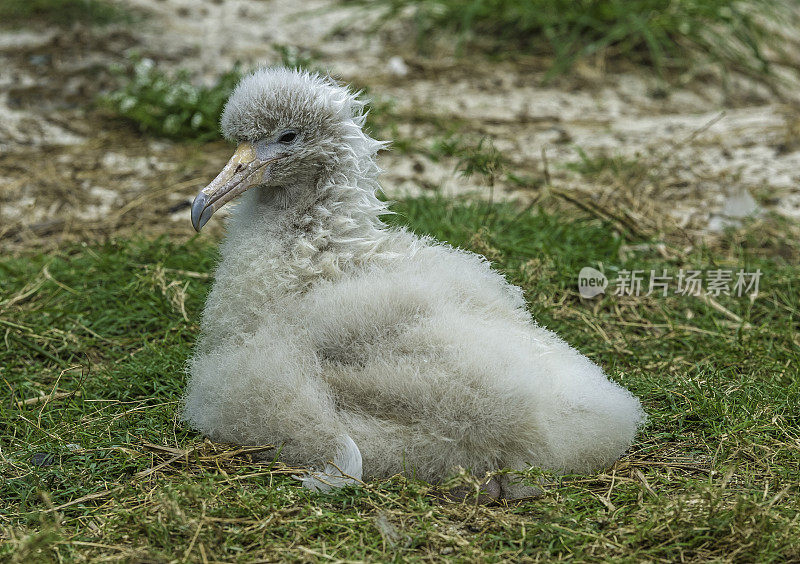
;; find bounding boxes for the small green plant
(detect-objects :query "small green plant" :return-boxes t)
[455,137,506,184]
[428,134,468,160]
[103,58,244,142]
[427,135,509,185]
[566,147,645,178]
[0,0,133,28]
[344,0,790,80]
[273,44,319,71]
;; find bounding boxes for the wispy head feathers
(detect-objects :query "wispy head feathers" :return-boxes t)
[221,68,380,152]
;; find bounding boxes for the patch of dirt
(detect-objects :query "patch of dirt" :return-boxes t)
[0,126,234,250]
[1,0,799,253]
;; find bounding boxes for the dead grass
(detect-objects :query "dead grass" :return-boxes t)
[0,124,233,253]
[1,197,798,562]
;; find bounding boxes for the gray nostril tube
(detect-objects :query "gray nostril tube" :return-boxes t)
[191,192,209,232]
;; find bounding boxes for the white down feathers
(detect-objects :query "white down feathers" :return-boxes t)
[182,68,645,495]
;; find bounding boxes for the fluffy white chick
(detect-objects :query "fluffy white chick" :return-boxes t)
[183,68,645,498]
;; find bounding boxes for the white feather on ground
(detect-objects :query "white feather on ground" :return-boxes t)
[183,68,646,498]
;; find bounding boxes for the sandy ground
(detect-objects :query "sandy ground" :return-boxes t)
[1,0,799,251]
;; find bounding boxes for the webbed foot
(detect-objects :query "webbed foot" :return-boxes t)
[300,435,363,493]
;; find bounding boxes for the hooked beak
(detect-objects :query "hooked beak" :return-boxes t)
[191,142,279,231]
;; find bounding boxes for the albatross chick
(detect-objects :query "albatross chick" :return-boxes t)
[183,68,645,498]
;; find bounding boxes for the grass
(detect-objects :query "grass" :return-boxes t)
[565,147,646,179]
[102,58,245,143]
[429,136,507,185]
[0,0,133,28]
[346,0,791,80]
[1,197,799,561]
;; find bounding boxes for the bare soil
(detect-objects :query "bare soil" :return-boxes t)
[1,0,799,253]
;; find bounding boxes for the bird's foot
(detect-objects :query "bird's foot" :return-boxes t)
[299,435,363,493]
[443,469,545,503]
[496,474,544,500]
[443,473,502,504]
[301,466,359,492]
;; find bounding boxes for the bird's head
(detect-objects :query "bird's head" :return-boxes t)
[192,68,380,231]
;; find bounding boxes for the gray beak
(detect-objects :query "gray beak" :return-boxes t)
[191,142,277,231]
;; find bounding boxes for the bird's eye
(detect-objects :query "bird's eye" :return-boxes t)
[278,131,298,144]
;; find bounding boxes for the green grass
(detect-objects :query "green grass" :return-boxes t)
[0,0,133,28]
[566,147,646,178]
[2,198,798,561]
[347,0,789,79]
[103,58,245,143]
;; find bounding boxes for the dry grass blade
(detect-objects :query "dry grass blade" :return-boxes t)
[16,390,82,408]
[42,487,124,515]
[135,440,305,480]
[133,444,204,480]
[549,186,649,239]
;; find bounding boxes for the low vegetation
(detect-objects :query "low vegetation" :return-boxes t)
[103,58,244,142]
[346,0,792,79]
[0,0,133,28]
[2,197,798,561]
